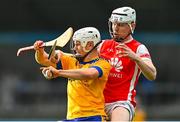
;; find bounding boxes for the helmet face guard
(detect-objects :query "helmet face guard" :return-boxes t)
[70,27,101,62]
[70,39,102,62]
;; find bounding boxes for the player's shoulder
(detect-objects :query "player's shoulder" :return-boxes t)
[96,58,110,66]
[98,57,109,62]
[127,39,143,49]
[130,39,142,45]
[131,39,148,50]
[129,39,150,55]
[61,52,76,61]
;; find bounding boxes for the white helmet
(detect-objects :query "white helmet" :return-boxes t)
[109,7,136,23]
[109,7,136,34]
[72,27,101,49]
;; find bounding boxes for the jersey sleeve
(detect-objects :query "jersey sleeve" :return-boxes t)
[90,66,103,78]
[136,44,151,61]
[92,59,111,81]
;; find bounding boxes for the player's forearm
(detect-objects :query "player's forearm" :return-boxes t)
[35,49,49,65]
[135,57,157,81]
[56,68,98,80]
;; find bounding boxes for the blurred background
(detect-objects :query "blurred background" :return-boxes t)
[0,0,180,121]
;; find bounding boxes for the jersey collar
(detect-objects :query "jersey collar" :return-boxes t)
[79,58,99,64]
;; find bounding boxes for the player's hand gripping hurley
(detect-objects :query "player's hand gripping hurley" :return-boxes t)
[17,27,73,56]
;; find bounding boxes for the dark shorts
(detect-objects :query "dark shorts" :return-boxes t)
[63,115,105,121]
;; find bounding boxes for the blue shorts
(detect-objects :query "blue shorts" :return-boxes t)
[63,115,105,121]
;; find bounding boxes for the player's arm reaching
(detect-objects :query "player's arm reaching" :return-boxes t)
[34,40,61,68]
[41,66,102,80]
[132,53,156,81]
[136,57,156,80]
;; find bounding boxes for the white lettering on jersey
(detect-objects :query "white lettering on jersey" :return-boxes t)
[109,72,123,78]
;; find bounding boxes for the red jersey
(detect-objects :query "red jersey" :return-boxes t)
[99,39,151,107]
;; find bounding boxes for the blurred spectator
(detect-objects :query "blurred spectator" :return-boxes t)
[133,96,147,121]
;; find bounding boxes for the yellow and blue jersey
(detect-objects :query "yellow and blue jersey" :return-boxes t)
[57,54,111,120]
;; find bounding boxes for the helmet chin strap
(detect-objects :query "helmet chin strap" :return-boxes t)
[74,41,102,62]
[128,23,134,34]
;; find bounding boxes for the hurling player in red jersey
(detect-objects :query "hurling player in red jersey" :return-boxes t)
[98,7,157,121]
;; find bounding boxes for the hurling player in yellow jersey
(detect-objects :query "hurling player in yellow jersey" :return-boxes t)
[34,27,111,121]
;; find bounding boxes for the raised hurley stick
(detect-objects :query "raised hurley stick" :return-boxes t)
[17,27,73,56]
